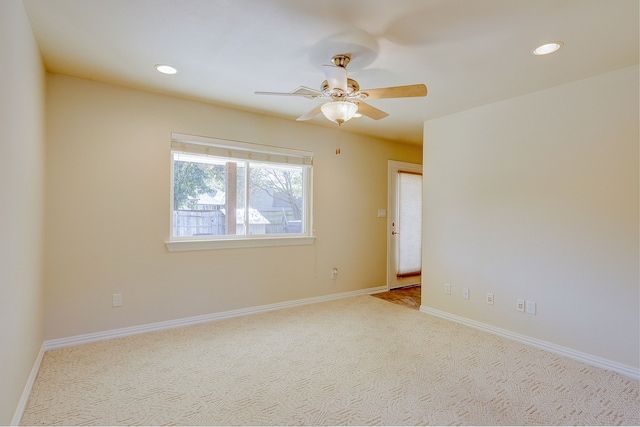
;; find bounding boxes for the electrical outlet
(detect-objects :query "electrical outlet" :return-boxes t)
[516,299,525,312]
[444,283,451,295]
[462,288,469,299]
[526,300,537,315]
[112,293,122,307]
[486,293,494,305]
[331,268,338,280]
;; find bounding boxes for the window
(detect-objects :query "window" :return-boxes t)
[396,171,422,277]
[166,133,314,251]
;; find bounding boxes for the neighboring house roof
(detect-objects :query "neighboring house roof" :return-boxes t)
[237,208,269,225]
[196,191,225,206]
[190,191,271,224]
[197,190,298,214]
[220,208,270,225]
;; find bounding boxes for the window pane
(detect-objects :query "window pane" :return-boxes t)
[173,153,224,237]
[172,151,308,239]
[172,153,246,237]
[248,163,304,235]
[397,171,422,275]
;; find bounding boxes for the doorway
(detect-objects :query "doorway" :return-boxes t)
[387,160,423,290]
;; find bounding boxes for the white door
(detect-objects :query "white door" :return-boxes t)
[387,160,423,290]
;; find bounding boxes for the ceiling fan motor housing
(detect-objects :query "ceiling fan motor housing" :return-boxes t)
[321,78,360,98]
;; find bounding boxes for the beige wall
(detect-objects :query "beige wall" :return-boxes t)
[0,0,46,424]
[43,74,422,340]
[423,66,639,368]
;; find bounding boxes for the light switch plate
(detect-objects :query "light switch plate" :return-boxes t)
[526,300,537,315]
[112,293,122,307]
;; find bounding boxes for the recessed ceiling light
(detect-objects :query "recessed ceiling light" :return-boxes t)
[155,64,178,74]
[532,42,564,56]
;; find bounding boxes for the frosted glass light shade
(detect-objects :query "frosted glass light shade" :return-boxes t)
[321,101,358,124]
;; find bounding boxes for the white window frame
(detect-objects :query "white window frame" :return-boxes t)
[165,133,315,252]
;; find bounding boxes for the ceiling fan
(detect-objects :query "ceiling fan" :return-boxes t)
[255,54,427,125]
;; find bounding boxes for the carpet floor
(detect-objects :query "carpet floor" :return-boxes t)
[21,295,639,425]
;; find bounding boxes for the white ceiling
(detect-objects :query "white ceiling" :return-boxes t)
[22,0,639,145]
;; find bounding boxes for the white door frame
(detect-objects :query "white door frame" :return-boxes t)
[387,160,423,290]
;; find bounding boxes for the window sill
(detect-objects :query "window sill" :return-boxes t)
[165,236,316,252]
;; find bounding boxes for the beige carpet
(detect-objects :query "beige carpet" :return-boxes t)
[21,295,639,425]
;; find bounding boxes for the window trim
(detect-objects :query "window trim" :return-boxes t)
[166,133,315,251]
[165,236,316,252]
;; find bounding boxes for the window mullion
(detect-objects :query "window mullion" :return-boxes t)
[244,162,250,236]
[225,161,237,235]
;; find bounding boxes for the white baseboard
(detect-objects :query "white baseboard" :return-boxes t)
[44,286,387,350]
[14,288,383,424]
[420,305,639,380]
[11,343,45,426]
[14,290,635,425]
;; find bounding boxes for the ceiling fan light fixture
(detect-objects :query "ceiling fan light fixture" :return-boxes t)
[532,41,564,56]
[155,64,178,74]
[321,101,358,124]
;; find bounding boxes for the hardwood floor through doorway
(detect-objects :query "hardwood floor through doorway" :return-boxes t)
[371,285,421,310]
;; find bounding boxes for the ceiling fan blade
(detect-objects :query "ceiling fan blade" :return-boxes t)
[255,91,312,97]
[255,86,324,99]
[354,101,389,120]
[360,84,427,100]
[296,103,324,121]
[322,65,348,91]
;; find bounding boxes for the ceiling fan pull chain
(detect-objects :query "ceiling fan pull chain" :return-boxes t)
[336,126,341,155]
